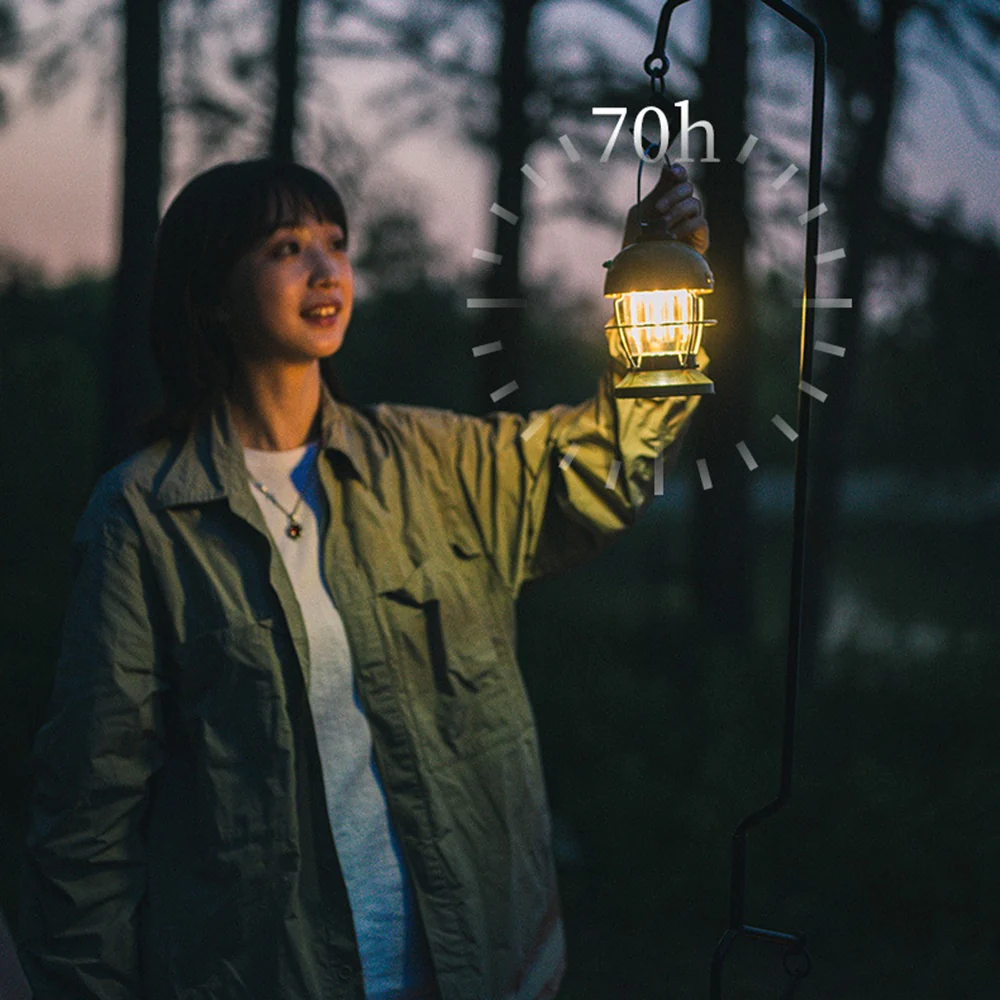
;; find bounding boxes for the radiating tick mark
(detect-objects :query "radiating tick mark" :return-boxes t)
[520,416,545,441]
[605,459,622,490]
[466,298,526,309]
[473,248,502,264]
[490,204,519,224]
[805,298,853,308]
[815,341,846,357]
[771,415,799,441]
[816,248,846,264]
[521,164,548,189]
[559,135,581,162]
[736,441,759,471]
[799,380,828,402]
[472,341,503,357]
[799,203,828,225]
[490,380,519,403]
[773,164,799,189]
[736,135,759,164]
[696,459,713,491]
[559,445,580,471]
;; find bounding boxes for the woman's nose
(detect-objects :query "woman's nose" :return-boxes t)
[308,248,343,286]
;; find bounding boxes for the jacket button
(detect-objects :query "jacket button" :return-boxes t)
[335,963,354,982]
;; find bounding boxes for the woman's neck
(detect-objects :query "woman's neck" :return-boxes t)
[228,362,323,451]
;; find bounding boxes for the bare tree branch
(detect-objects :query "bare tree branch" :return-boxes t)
[909,1,1000,146]
[908,44,1000,146]
[547,0,698,71]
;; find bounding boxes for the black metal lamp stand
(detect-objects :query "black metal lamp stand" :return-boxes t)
[635,2,828,996]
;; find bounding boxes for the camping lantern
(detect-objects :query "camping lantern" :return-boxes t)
[604,229,716,398]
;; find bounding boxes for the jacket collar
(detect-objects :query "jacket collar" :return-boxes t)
[154,384,380,510]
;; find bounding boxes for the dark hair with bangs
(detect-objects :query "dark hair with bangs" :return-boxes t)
[144,159,350,441]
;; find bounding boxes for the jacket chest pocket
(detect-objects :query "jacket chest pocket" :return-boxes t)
[171,619,297,874]
[377,548,529,760]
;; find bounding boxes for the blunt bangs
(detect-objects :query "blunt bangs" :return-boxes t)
[228,163,351,262]
[184,161,350,289]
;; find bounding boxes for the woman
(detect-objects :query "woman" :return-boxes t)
[19,158,708,1000]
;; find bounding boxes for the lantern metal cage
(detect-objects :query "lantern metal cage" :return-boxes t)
[604,237,717,397]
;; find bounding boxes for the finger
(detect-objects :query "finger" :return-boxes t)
[645,161,687,201]
[670,215,704,236]
[655,182,694,214]
[663,198,701,228]
[671,218,709,246]
[668,162,689,184]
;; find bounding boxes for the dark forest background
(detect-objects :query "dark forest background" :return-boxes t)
[1,0,998,997]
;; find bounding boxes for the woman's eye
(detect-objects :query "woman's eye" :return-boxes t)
[274,240,300,257]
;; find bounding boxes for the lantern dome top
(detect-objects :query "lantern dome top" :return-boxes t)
[604,239,715,296]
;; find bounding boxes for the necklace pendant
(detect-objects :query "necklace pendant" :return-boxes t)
[286,522,303,540]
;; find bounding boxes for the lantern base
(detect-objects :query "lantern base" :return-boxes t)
[614,368,715,398]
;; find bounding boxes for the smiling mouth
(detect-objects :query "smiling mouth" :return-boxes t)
[301,304,341,319]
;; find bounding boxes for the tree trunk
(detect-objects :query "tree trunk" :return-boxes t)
[800,0,904,675]
[481,0,535,408]
[104,0,163,468]
[690,0,753,638]
[270,0,302,162]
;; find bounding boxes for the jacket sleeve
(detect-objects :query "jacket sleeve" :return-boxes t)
[450,330,705,594]
[18,495,165,1000]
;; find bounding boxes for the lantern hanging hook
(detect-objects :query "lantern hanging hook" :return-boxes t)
[638,0,692,172]
[643,0,694,91]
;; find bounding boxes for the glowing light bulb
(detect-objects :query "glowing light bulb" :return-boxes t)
[616,289,703,360]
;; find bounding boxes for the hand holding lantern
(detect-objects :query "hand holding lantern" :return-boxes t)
[606,162,716,398]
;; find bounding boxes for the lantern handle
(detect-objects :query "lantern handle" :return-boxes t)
[634,149,679,243]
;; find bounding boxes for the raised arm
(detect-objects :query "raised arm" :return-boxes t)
[452,162,708,593]
[449,349,702,594]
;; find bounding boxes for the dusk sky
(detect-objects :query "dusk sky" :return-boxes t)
[0,1,997,297]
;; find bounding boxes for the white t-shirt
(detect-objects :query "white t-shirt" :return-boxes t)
[243,441,433,999]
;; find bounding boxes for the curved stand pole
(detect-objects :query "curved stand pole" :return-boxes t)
[708,2,827,997]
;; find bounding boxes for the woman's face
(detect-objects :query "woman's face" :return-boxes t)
[222,215,354,367]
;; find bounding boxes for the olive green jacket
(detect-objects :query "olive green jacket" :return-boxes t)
[19,363,699,1000]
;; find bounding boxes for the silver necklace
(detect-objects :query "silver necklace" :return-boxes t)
[250,477,306,539]
[248,448,319,540]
